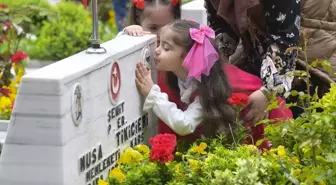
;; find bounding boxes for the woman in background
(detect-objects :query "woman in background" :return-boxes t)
[204,0,300,119]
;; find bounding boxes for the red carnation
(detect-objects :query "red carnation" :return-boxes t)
[11,51,28,63]
[0,4,7,9]
[150,145,174,164]
[1,87,9,97]
[228,93,249,106]
[149,134,177,164]
[133,0,144,10]
[149,133,176,147]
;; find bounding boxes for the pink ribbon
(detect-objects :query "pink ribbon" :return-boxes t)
[183,24,219,82]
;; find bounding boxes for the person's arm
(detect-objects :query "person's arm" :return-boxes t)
[260,0,301,96]
[143,85,203,136]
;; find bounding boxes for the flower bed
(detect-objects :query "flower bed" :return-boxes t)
[98,84,336,185]
[0,4,32,120]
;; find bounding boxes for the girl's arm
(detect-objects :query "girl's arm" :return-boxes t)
[143,85,203,136]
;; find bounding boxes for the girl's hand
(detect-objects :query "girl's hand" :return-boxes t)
[135,62,154,96]
[124,25,151,36]
[243,90,269,123]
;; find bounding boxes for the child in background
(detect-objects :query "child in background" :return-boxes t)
[120,0,186,137]
[135,20,292,149]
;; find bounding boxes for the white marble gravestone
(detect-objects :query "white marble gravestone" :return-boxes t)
[181,0,207,25]
[0,34,158,185]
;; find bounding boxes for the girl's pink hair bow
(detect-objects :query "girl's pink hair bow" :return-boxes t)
[183,24,219,82]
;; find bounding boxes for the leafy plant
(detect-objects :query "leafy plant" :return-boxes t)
[0,0,56,35]
[263,37,336,184]
[0,3,41,119]
[21,1,116,61]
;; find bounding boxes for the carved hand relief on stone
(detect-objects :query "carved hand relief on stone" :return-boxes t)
[71,83,84,126]
[109,61,121,104]
[141,46,152,69]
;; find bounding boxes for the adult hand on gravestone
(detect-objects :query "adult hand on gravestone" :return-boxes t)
[135,62,154,96]
[124,25,151,36]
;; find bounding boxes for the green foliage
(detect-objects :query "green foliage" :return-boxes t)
[119,163,163,185]
[21,1,116,61]
[1,0,56,35]
[264,44,336,184]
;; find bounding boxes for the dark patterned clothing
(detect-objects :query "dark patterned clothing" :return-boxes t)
[205,0,301,95]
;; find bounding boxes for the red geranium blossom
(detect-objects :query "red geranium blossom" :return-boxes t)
[11,51,28,63]
[149,134,177,164]
[228,93,249,106]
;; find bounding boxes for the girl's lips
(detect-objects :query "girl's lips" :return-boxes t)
[154,57,159,64]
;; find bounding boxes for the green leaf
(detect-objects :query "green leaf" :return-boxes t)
[321,60,332,73]
[285,102,297,108]
[326,153,336,163]
[255,139,266,147]
[311,59,319,67]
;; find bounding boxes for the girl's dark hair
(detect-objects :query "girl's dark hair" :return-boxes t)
[128,0,181,25]
[167,20,235,136]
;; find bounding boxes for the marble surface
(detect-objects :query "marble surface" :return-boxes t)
[181,0,207,25]
[0,34,158,185]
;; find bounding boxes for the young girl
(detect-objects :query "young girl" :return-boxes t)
[120,0,187,136]
[123,0,180,39]
[135,20,292,149]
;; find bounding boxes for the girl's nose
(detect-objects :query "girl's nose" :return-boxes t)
[155,47,160,55]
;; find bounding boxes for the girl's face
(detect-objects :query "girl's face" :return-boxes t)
[140,5,174,45]
[154,26,185,72]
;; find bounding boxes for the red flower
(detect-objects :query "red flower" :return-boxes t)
[149,133,177,147]
[171,0,179,6]
[11,51,28,63]
[133,0,144,10]
[149,134,177,164]
[228,93,249,106]
[1,87,9,97]
[0,4,7,9]
[150,146,174,164]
